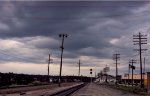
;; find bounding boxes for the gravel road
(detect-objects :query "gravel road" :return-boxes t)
[72,83,140,96]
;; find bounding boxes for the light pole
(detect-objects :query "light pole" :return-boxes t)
[59,34,68,87]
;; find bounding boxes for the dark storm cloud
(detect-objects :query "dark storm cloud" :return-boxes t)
[0,1,147,38]
[0,1,149,65]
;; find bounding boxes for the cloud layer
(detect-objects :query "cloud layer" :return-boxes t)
[0,1,150,76]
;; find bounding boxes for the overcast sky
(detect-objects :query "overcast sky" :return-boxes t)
[0,1,150,76]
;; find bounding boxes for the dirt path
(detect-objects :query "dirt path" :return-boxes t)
[72,83,140,96]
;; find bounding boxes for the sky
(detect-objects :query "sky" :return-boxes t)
[0,1,150,77]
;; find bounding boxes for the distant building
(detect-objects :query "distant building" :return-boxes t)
[121,73,147,86]
[95,74,116,83]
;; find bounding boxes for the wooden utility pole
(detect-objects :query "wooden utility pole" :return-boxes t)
[95,67,97,78]
[77,59,81,76]
[113,53,120,85]
[144,57,145,74]
[143,57,146,82]
[48,54,50,76]
[133,32,147,88]
[59,34,68,87]
[47,54,52,82]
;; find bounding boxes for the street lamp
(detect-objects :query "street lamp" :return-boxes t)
[59,34,68,87]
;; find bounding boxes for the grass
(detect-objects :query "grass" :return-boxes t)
[106,83,148,96]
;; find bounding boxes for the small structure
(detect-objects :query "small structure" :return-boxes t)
[121,73,147,85]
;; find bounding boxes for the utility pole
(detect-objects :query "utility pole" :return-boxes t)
[77,59,82,82]
[144,57,145,73]
[129,59,136,87]
[113,53,120,85]
[59,34,68,87]
[48,54,50,77]
[133,32,147,88]
[48,54,53,82]
[95,67,97,78]
[77,59,81,76]
[143,57,146,81]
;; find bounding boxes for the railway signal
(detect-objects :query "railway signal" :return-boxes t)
[128,63,131,85]
[129,59,136,87]
[90,68,92,74]
[90,68,92,83]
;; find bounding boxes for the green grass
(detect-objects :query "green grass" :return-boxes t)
[107,84,148,96]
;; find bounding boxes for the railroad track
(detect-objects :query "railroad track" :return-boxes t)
[49,83,87,96]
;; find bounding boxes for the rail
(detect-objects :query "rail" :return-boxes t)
[50,83,86,96]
